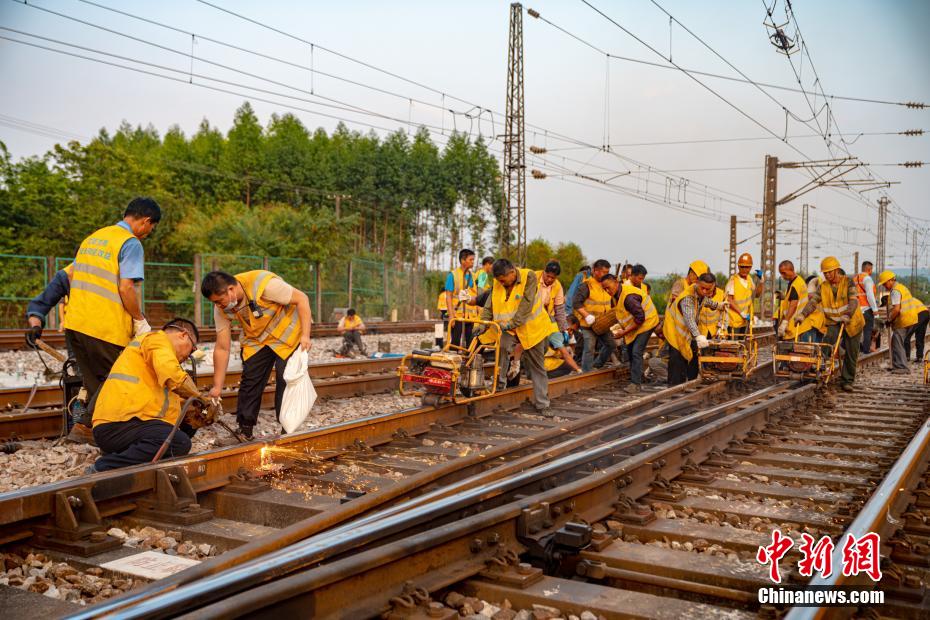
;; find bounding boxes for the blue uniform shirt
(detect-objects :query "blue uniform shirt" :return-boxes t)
[444,270,474,292]
[115,220,145,281]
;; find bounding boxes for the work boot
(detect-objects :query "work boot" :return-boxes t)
[65,423,96,446]
[840,382,855,392]
[892,368,910,375]
[83,463,98,475]
[624,383,642,394]
[215,426,253,447]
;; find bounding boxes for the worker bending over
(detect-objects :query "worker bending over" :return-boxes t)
[572,259,616,372]
[663,273,724,385]
[336,308,367,358]
[202,270,312,442]
[795,257,864,391]
[477,259,554,415]
[63,197,162,445]
[668,260,710,306]
[877,271,922,373]
[725,253,764,335]
[614,264,659,393]
[444,249,479,349]
[904,301,929,364]
[89,319,202,472]
[776,261,817,342]
[853,261,880,353]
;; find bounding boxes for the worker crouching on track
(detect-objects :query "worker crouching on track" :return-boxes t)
[335,308,367,358]
[614,264,659,393]
[476,259,554,415]
[202,270,313,443]
[796,256,865,392]
[877,270,922,374]
[726,253,765,335]
[88,319,203,472]
[572,259,616,372]
[663,273,725,386]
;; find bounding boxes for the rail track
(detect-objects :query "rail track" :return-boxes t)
[0,334,785,616]
[0,320,437,352]
[69,338,928,619]
[0,357,407,441]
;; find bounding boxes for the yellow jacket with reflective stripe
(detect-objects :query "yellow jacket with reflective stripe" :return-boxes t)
[780,276,815,340]
[449,268,479,319]
[62,224,135,346]
[616,283,659,345]
[891,283,922,330]
[544,347,564,372]
[819,276,865,337]
[437,291,448,312]
[92,331,187,427]
[726,274,753,328]
[226,270,302,361]
[573,277,613,321]
[698,287,726,337]
[491,268,556,350]
[662,292,697,361]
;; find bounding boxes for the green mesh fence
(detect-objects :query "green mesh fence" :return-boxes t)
[320,258,349,322]
[268,258,316,312]
[350,258,386,320]
[142,262,195,326]
[0,254,47,328]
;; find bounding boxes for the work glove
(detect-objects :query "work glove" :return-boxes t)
[506,359,521,380]
[754,269,763,279]
[457,290,471,302]
[584,314,596,326]
[695,335,710,349]
[25,324,42,349]
[133,318,152,337]
[777,322,788,338]
[562,331,570,346]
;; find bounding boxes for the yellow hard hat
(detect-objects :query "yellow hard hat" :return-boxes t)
[689,260,710,276]
[820,256,841,273]
[737,253,753,267]
[876,270,896,286]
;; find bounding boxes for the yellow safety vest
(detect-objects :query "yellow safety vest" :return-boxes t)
[226,270,302,361]
[92,331,186,427]
[534,270,565,317]
[819,276,865,337]
[573,276,613,322]
[698,287,726,338]
[491,268,556,349]
[62,224,135,346]
[663,292,699,361]
[780,276,815,340]
[449,268,479,319]
[616,283,659,345]
[891,283,922,330]
[544,347,564,372]
[437,292,448,312]
[343,315,363,330]
[727,274,753,328]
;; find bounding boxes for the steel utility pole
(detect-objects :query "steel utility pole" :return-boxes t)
[800,204,811,275]
[853,251,859,276]
[876,197,889,273]
[501,3,526,263]
[729,215,737,276]
[760,156,778,319]
[912,229,919,289]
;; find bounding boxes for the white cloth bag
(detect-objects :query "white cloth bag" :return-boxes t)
[279,349,317,433]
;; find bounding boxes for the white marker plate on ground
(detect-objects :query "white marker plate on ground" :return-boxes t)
[101,550,200,579]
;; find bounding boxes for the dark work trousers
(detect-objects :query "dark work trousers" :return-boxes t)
[667,341,699,386]
[237,345,291,430]
[729,325,748,337]
[905,311,929,361]
[547,364,573,379]
[449,320,474,350]
[627,328,654,385]
[824,324,862,387]
[860,309,874,354]
[93,418,193,471]
[581,328,615,371]
[338,330,367,356]
[66,329,125,425]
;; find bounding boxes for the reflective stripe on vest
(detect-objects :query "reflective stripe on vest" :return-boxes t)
[698,288,725,336]
[819,276,865,336]
[574,277,612,321]
[227,270,302,361]
[662,293,696,361]
[451,268,479,319]
[727,275,753,328]
[780,276,814,339]
[853,273,875,308]
[616,283,659,345]
[62,224,135,346]
[892,283,922,329]
[491,268,556,350]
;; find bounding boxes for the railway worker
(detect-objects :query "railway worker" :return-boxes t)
[564,264,591,315]
[572,259,617,372]
[619,263,633,285]
[668,260,711,306]
[905,304,929,363]
[542,316,583,379]
[62,197,162,445]
[614,264,659,393]
[475,258,555,415]
[777,260,817,342]
[88,319,204,472]
[436,290,448,320]
[796,257,865,391]
[444,249,479,349]
[24,263,74,353]
[201,269,313,443]
[876,271,922,373]
[663,272,725,386]
[853,261,880,353]
[698,276,727,340]
[725,253,765,335]
[335,308,367,358]
[476,256,494,293]
[804,275,826,343]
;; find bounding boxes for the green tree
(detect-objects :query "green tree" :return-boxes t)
[554,241,587,290]
[525,238,554,270]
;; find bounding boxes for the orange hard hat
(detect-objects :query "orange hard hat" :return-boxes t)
[737,253,753,267]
